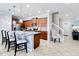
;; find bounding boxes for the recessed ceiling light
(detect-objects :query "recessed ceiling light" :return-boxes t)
[65,14,70,16]
[46,10,50,12]
[26,4,30,8]
[38,10,41,13]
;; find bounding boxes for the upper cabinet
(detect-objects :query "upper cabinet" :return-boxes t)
[23,20,32,27]
[23,17,47,27]
[37,18,47,27]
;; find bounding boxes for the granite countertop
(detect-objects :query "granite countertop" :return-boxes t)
[15,31,40,36]
[24,31,40,35]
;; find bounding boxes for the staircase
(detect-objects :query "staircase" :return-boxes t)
[50,23,64,42]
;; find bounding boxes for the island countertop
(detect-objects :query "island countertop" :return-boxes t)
[15,31,40,35]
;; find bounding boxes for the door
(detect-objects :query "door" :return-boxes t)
[62,22,71,36]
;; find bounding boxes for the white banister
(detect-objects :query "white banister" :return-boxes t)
[51,23,64,34]
[51,22,65,41]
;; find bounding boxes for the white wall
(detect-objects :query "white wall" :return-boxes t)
[60,16,73,36]
[23,13,49,21]
[48,11,74,42]
[0,15,11,39]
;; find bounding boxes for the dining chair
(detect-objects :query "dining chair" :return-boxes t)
[5,30,8,48]
[14,32,27,56]
[7,31,15,52]
[1,30,6,45]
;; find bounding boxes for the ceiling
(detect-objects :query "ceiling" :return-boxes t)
[0,3,79,18]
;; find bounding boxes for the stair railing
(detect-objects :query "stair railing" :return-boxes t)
[51,22,65,41]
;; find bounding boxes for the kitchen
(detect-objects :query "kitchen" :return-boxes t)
[0,3,49,56]
[12,15,48,52]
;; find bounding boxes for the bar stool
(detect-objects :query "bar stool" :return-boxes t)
[1,30,6,45]
[14,32,27,56]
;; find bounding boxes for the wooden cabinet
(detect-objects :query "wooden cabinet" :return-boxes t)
[23,20,32,27]
[37,18,47,27]
[34,34,40,49]
[23,18,47,28]
[35,31,47,40]
[40,31,47,40]
[32,18,37,24]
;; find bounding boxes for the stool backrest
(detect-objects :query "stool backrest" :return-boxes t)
[14,31,25,44]
[1,30,6,38]
[7,31,14,41]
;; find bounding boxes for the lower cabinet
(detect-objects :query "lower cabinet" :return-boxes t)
[40,31,47,40]
[35,31,47,40]
[34,34,40,49]
[26,33,40,52]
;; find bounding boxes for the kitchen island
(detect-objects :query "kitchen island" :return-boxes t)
[20,31,41,52]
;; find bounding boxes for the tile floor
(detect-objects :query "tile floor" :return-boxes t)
[0,36,79,56]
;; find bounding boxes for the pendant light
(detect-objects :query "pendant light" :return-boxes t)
[13,5,16,16]
[8,9,11,15]
[12,5,16,31]
[12,5,16,24]
[19,3,23,23]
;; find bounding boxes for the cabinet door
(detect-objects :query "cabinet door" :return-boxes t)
[44,18,47,27]
[34,34,40,49]
[37,18,47,27]
[23,20,32,27]
[32,18,37,24]
[40,31,47,40]
[37,18,41,27]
